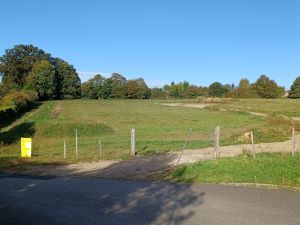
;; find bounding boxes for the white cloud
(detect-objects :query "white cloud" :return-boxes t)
[78,71,110,82]
[145,79,167,88]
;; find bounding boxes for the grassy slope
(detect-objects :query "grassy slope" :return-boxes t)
[208,98,300,117]
[0,99,264,165]
[170,153,300,187]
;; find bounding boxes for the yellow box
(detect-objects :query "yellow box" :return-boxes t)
[21,138,32,158]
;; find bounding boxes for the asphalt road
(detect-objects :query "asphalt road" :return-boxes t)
[0,173,299,225]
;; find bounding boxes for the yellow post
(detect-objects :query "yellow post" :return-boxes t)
[21,138,32,158]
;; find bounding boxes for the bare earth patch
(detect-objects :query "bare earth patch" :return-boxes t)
[247,111,268,117]
[162,103,211,109]
[162,103,269,117]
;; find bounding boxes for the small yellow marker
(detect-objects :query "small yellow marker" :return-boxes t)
[21,138,32,158]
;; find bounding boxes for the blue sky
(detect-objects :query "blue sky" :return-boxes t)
[1,0,300,88]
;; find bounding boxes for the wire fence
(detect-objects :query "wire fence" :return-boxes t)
[27,127,214,161]
[20,125,299,162]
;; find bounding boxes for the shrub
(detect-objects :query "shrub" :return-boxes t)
[0,90,38,120]
[253,115,300,143]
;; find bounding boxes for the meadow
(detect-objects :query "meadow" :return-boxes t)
[0,98,299,167]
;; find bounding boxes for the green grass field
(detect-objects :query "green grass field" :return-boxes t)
[0,99,299,167]
[170,152,300,187]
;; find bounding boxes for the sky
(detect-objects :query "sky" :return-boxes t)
[1,0,300,88]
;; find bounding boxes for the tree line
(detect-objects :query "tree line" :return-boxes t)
[0,45,81,100]
[149,76,288,99]
[1,44,300,101]
[81,73,151,99]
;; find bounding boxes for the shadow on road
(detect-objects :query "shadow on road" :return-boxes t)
[17,153,179,180]
[0,174,204,225]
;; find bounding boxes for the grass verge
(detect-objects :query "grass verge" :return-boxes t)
[169,153,300,188]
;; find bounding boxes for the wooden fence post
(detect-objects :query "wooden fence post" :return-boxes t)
[251,131,255,159]
[75,129,78,160]
[131,128,135,156]
[292,127,296,156]
[99,139,103,160]
[214,126,220,159]
[64,138,66,160]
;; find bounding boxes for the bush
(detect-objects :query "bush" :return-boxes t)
[253,115,300,143]
[0,90,38,120]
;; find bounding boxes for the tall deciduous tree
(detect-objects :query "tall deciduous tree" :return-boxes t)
[288,76,300,99]
[55,59,81,99]
[127,78,151,99]
[208,82,228,97]
[106,73,127,98]
[91,74,106,99]
[251,75,283,98]
[136,78,151,99]
[127,80,139,99]
[0,45,50,88]
[150,88,166,99]
[234,79,255,98]
[81,74,106,99]
[81,81,93,99]
[28,60,57,100]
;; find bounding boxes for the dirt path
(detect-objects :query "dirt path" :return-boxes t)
[19,134,300,179]
[162,103,211,109]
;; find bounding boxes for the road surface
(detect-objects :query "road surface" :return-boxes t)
[0,173,299,225]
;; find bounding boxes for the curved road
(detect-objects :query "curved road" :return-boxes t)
[0,173,299,225]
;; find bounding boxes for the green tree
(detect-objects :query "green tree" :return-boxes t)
[169,82,179,98]
[288,76,300,99]
[127,78,151,99]
[234,79,255,98]
[150,88,166,99]
[208,82,228,97]
[162,84,171,98]
[91,74,106,99]
[81,81,93,99]
[28,60,57,100]
[177,81,189,98]
[0,83,9,99]
[251,75,282,98]
[55,59,81,99]
[81,74,106,99]
[107,73,127,98]
[181,85,200,98]
[0,44,50,88]
[136,78,151,99]
[127,80,139,99]
[102,78,113,98]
